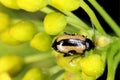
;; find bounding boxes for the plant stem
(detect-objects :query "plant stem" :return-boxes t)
[88,0,120,37]
[107,60,115,80]
[61,11,90,30]
[49,65,63,75]
[24,53,52,64]
[113,51,120,74]
[66,16,90,30]
[80,0,107,36]
[107,40,120,80]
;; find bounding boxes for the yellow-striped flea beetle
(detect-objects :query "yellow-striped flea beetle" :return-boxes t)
[52,32,95,57]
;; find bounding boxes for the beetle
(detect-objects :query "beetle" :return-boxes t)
[52,32,95,57]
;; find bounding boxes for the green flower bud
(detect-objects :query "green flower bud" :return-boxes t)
[52,51,81,72]
[80,54,105,78]
[0,29,21,45]
[0,12,10,32]
[30,32,52,52]
[64,71,82,80]
[17,0,48,12]
[0,0,19,9]
[50,0,80,11]
[9,20,37,42]
[44,12,67,35]
[22,68,45,80]
[0,72,12,80]
[96,36,111,47]
[0,55,24,76]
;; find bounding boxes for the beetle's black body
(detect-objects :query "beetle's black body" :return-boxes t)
[52,32,94,57]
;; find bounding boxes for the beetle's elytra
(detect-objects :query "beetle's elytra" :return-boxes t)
[52,32,95,57]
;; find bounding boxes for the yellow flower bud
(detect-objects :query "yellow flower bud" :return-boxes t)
[44,12,67,35]
[0,72,12,80]
[0,0,19,9]
[22,68,45,80]
[0,55,24,76]
[30,32,52,52]
[0,12,10,32]
[80,54,104,78]
[96,36,111,47]
[9,21,37,42]
[55,51,81,72]
[50,0,80,11]
[64,71,82,80]
[81,72,96,80]
[17,0,48,12]
[0,29,21,45]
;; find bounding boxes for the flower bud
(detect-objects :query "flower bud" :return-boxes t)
[64,71,82,80]
[44,12,67,35]
[30,32,52,52]
[0,55,24,76]
[22,68,45,80]
[9,20,37,42]
[53,51,81,72]
[0,72,12,80]
[0,0,19,9]
[96,36,111,47]
[50,0,80,11]
[80,54,105,78]
[0,29,21,45]
[17,0,48,12]
[81,72,96,80]
[0,12,10,32]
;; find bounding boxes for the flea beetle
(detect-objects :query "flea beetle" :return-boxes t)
[52,32,95,57]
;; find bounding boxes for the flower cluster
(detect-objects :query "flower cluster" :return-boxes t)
[0,0,119,80]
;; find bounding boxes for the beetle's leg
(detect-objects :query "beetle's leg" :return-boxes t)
[63,50,76,57]
[64,32,76,36]
[63,53,71,57]
[70,55,80,62]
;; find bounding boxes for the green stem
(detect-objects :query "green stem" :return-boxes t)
[88,0,120,37]
[24,53,52,64]
[80,0,107,36]
[107,40,120,80]
[49,65,63,75]
[61,11,90,30]
[107,52,120,80]
[113,51,120,73]
[40,7,55,13]
[66,16,90,30]
[107,59,114,80]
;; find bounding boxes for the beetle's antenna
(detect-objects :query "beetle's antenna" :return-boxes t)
[90,20,96,43]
